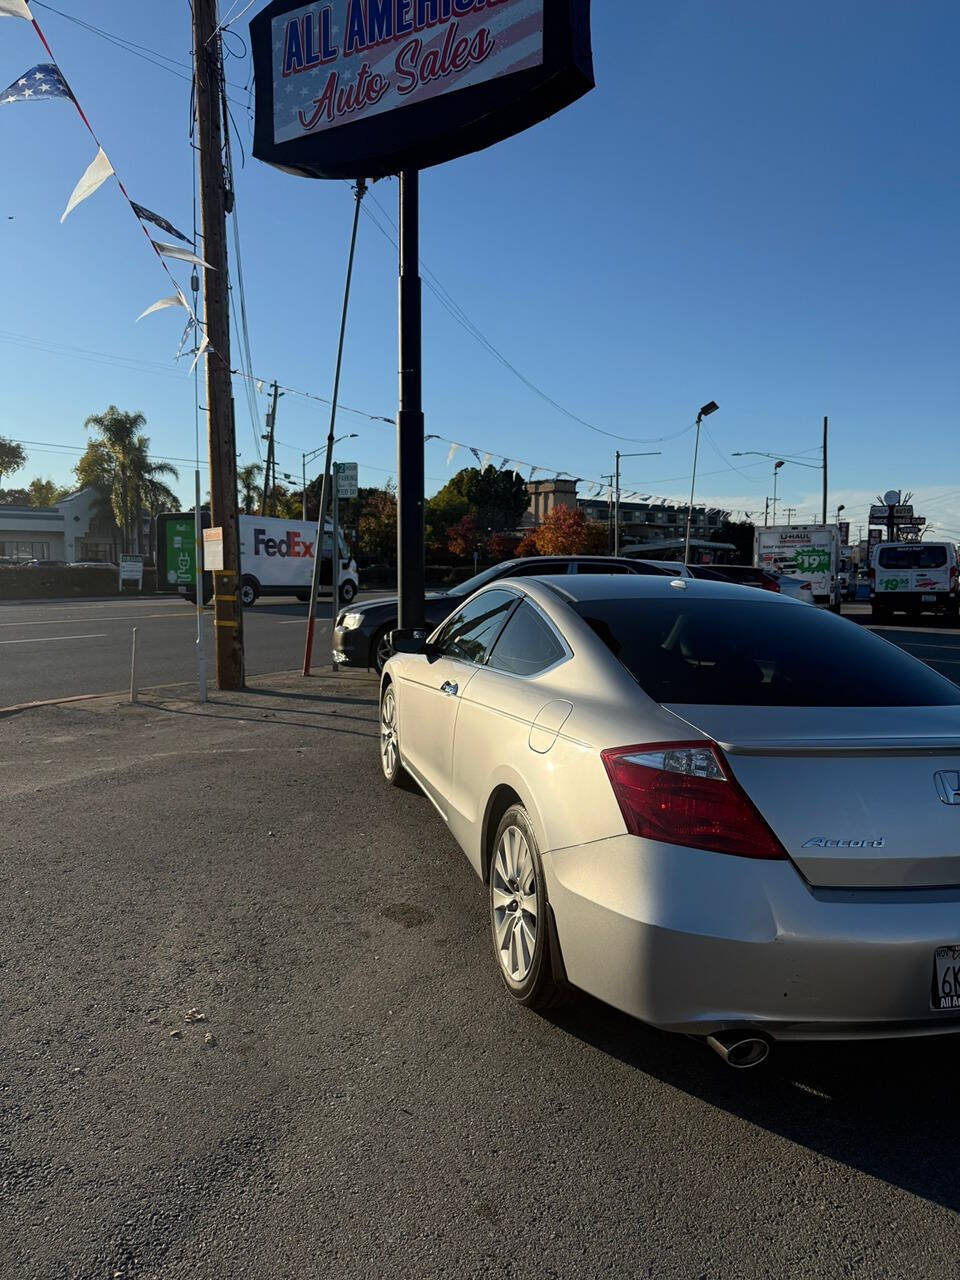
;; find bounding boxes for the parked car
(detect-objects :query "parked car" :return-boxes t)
[380,574,960,1067]
[67,561,118,569]
[333,556,674,673]
[774,573,815,605]
[688,564,780,592]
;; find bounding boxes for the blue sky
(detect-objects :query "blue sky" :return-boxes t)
[1,0,958,540]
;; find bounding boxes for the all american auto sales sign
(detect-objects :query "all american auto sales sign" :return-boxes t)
[251,0,593,178]
[274,0,543,141]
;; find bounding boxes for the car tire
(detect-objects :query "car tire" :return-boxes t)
[489,804,562,1011]
[339,578,357,605]
[379,681,413,790]
[372,625,394,675]
[239,577,259,608]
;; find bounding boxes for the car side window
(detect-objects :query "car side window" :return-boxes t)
[573,562,631,575]
[504,560,570,578]
[485,602,567,677]
[432,590,517,665]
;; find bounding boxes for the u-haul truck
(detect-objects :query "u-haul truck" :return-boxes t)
[755,524,842,610]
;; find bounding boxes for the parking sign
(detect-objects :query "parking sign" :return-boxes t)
[335,461,358,499]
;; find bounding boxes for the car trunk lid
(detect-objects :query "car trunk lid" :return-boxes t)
[664,704,960,888]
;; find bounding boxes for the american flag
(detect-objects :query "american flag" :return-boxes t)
[131,202,190,245]
[0,63,72,106]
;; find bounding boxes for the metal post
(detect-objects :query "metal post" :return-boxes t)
[302,178,366,676]
[764,496,769,528]
[397,168,425,630]
[821,416,828,525]
[331,471,339,670]
[683,415,703,565]
[302,453,307,521]
[129,627,138,705]
[194,469,207,704]
[614,451,621,556]
[772,464,779,526]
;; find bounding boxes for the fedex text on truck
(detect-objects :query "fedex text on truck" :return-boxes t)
[252,527,314,559]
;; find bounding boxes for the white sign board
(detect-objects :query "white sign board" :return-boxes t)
[336,461,358,499]
[203,526,225,571]
[119,554,143,591]
[271,0,545,145]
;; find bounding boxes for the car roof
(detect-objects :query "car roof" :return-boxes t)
[516,573,796,605]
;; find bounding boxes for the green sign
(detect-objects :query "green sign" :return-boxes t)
[163,516,197,588]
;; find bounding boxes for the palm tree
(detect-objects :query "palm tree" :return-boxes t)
[237,462,263,515]
[81,408,179,555]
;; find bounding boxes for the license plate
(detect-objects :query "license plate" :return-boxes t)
[922,594,937,602]
[932,946,960,1010]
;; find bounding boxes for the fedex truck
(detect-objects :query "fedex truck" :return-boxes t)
[755,524,842,610]
[157,512,359,606]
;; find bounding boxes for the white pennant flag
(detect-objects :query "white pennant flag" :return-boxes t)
[136,293,188,323]
[256,379,264,394]
[61,147,113,222]
[481,453,491,469]
[152,239,214,269]
[189,333,210,375]
[446,443,458,466]
[0,0,33,18]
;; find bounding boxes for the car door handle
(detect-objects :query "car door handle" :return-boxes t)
[440,681,459,697]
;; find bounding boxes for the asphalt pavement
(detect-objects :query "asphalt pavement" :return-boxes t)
[2,595,958,711]
[0,593,353,708]
[4,674,960,1278]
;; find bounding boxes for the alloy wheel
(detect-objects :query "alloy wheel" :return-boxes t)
[380,687,399,779]
[492,825,539,982]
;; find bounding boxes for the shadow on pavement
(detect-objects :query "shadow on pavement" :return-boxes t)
[139,701,378,739]
[547,995,960,1212]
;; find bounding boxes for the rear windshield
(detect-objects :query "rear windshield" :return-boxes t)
[573,597,960,707]
[878,546,949,569]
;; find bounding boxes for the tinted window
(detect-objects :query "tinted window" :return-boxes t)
[432,590,516,664]
[878,546,949,569]
[486,602,566,676]
[573,597,960,707]
[574,562,631,575]
[506,560,570,578]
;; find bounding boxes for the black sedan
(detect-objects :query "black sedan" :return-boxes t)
[333,555,673,672]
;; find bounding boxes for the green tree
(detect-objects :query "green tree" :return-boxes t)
[357,484,397,562]
[26,477,69,507]
[710,519,754,563]
[0,436,27,486]
[79,408,178,555]
[237,462,263,514]
[425,466,528,552]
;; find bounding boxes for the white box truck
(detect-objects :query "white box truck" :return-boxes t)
[237,515,358,607]
[755,524,842,610]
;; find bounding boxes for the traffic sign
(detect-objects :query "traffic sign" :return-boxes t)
[335,461,358,499]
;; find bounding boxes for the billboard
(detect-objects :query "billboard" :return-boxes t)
[251,0,594,179]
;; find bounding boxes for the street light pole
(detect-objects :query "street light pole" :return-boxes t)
[614,449,661,555]
[684,401,718,564]
[771,459,785,525]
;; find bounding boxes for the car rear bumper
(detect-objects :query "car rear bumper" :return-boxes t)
[871,592,956,613]
[543,835,960,1040]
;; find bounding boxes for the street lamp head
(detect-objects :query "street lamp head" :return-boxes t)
[837,503,846,514]
[774,459,785,471]
[698,401,719,419]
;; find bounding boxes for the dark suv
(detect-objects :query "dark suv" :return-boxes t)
[333,555,673,672]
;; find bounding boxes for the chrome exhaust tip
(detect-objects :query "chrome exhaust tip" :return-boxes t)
[705,1031,771,1069]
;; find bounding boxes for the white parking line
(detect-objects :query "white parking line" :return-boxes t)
[0,612,192,629]
[0,633,107,645]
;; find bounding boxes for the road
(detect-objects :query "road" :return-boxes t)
[0,593,354,707]
[1,594,959,709]
[3,675,960,1279]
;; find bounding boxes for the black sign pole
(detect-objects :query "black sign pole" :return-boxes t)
[397,168,426,631]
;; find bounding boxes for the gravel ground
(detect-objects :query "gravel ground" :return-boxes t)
[2,673,959,1279]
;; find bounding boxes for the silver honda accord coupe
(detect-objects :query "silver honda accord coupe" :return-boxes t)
[379,575,960,1066]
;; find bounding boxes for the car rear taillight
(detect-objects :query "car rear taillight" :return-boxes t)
[760,574,779,592]
[951,564,958,593]
[601,742,787,860]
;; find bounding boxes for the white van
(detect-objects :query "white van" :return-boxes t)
[870,541,959,621]
[238,515,359,607]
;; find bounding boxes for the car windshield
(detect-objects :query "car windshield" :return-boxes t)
[573,597,960,707]
[877,545,949,569]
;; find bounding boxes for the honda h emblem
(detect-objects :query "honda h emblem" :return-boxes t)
[934,772,960,805]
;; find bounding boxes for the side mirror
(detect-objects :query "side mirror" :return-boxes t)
[389,628,429,656]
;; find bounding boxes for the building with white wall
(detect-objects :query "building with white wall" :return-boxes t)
[0,488,109,563]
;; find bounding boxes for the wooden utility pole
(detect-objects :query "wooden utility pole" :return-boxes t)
[260,381,279,516]
[192,0,244,689]
[821,415,828,526]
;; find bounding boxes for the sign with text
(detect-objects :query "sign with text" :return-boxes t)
[251,0,593,178]
[335,460,359,498]
[869,505,889,524]
[119,554,143,591]
[203,527,225,572]
[162,516,198,587]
